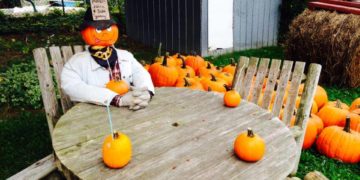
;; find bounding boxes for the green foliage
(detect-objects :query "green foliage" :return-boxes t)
[0,61,42,109]
[0,111,52,179]
[206,46,284,67]
[279,0,309,42]
[298,148,360,179]
[0,9,85,34]
[325,86,360,105]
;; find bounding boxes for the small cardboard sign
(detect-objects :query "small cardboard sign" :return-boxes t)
[90,0,110,20]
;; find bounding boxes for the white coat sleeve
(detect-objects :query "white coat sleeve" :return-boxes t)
[61,61,118,106]
[130,54,155,94]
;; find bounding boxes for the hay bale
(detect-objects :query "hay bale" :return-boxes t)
[286,9,360,88]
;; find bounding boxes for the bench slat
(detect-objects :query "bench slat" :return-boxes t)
[271,60,293,117]
[61,46,74,63]
[261,59,281,110]
[283,61,305,126]
[241,57,259,99]
[251,58,270,104]
[233,56,249,93]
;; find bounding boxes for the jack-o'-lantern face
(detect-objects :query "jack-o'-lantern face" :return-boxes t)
[81,25,119,46]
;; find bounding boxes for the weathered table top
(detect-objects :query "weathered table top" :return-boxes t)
[53,87,297,180]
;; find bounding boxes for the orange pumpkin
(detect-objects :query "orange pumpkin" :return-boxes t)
[338,113,360,133]
[224,89,241,107]
[317,99,349,127]
[298,84,328,108]
[149,55,179,87]
[106,80,129,95]
[154,53,177,67]
[310,113,324,135]
[201,74,227,93]
[176,78,204,91]
[176,57,195,78]
[185,54,206,74]
[325,100,349,110]
[81,25,119,46]
[102,131,132,168]
[350,98,360,111]
[172,53,186,66]
[316,117,360,163]
[234,128,265,162]
[198,62,218,78]
[302,117,318,149]
[222,58,236,75]
[217,72,233,87]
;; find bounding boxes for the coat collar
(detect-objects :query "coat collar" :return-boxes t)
[89,48,129,71]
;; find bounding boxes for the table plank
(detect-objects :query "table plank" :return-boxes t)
[53,88,297,179]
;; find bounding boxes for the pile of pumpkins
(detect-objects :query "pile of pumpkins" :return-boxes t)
[144,52,235,92]
[143,53,360,164]
[302,90,360,164]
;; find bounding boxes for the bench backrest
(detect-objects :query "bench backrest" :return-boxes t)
[232,56,321,174]
[33,45,86,135]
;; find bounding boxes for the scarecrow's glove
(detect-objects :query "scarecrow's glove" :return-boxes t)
[129,87,152,110]
[110,92,136,107]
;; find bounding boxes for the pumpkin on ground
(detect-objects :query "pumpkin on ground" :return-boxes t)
[298,84,328,108]
[217,72,233,87]
[337,113,360,133]
[302,117,318,149]
[325,100,350,110]
[102,131,132,168]
[222,58,236,75]
[234,128,265,162]
[172,53,186,66]
[316,116,360,163]
[350,98,360,111]
[149,55,179,87]
[317,99,349,127]
[201,74,227,93]
[309,114,324,135]
[106,80,129,95]
[224,89,241,107]
[176,78,204,91]
[185,54,206,75]
[198,62,218,78]
[351,105,360,116]
[176,57,195,78]
[153,52,177,67]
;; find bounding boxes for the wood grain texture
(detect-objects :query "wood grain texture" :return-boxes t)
[53,88,297,179]
[232,56,249,92]
[49,46,73,113]
[291,63,321,174]
[61,46,74,63]
[241,57,259,99]
[261,59,281,109]
[250,58,269,104]
[271,60,293,117]
[73,45,84,54]
[282,62,305,126]
[8,154,56,180]
[33,48,60,135]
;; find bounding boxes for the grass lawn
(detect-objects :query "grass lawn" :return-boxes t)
[1,46,359,179]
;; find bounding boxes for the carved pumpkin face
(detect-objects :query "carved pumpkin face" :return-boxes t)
[81,25,119,46]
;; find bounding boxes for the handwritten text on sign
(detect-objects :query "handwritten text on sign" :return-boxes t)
[90,0,110,20]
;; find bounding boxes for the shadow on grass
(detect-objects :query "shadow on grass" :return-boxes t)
[0,111,52,179]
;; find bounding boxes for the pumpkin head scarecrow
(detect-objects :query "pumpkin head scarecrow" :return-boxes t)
[61,8,154,110]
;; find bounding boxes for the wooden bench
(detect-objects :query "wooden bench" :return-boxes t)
[231,57,321,174]
[8,45,86,180]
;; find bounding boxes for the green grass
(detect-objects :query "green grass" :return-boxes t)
[0,111,52,179]
[1,46,359,179]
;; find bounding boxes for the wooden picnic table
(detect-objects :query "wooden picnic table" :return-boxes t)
[52,87,297,179]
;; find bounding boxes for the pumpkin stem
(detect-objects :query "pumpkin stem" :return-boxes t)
[247,128,255,137]
[162,53,169,66]
[230,58,236,66]
[181,56,186,69]
[336,99,342,109]
[184,78,190,87]
[224,84,231,91]
[343,115,351,133]
[206,62,211,69]
[208,87,212,92]
[210,74,217,81]
[186,73,190,78]
[112,131,119,139]
[157,43,162,57]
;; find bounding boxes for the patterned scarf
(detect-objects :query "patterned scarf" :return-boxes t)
[89,46,118,69]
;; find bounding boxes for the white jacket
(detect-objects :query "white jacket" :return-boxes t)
[61,48,155,106]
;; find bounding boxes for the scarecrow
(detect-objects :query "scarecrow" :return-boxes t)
[61,7,154,110]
